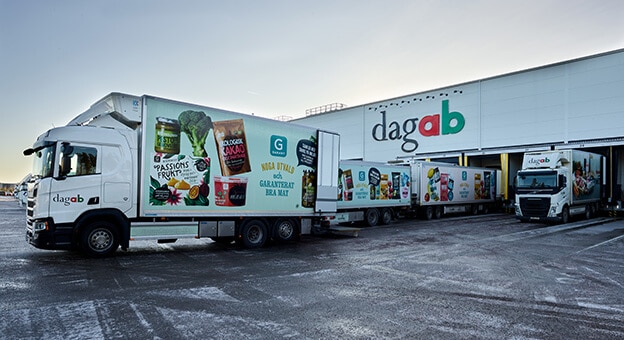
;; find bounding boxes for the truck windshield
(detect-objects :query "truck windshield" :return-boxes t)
[31,144,56,179]
[516,170,558,193]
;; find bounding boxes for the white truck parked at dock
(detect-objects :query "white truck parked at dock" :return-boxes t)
[23,93,342,256]
[514,150,605,223]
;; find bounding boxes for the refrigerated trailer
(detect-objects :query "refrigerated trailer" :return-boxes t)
[327,160,501,224]
[410,161,501,219]
[329,160,411,226]
[24,93,341,256]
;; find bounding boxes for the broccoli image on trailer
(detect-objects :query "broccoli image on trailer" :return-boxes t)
[178,110,213,157]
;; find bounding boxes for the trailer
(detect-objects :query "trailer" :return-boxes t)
[328,160,411,226]
[23,93,341,256]
[410,161,501,219]
[515,150,605,223]
[328,160,501,223]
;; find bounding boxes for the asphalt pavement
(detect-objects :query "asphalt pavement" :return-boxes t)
[1,196,623,339]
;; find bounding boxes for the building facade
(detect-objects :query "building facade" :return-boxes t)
[295,49,624,205]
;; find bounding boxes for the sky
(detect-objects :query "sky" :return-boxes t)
[1,0,623,183]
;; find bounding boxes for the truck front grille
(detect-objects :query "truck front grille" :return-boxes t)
[519,197,550,217]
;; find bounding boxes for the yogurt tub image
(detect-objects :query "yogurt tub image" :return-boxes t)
[214,176,248,206]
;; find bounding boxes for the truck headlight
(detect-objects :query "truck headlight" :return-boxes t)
[33,221,48,232]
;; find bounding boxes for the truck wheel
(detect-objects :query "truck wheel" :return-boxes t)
[471,205,479,215]
[365,208,379,227]
[239,219,268,248]
[585,205,592,220]
[424,206,433,220]
[561,206,570,224]
[434,206,442,219]
[81,221,119,257]
[380,208,393,225]
[273,218,299,243]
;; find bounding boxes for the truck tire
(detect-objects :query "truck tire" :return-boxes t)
[273,218,299,243]
[239,219,268,248]
[424,206,433,220]
[434,206,442,219]
[585,204,593,220]
[365,208,380,227]
[561,206,570,224]
[81,221,119,257]
[380,208,393,225]
[471,205,479,215]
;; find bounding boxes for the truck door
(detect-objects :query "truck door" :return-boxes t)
[315,131,340,213]
[49,142,102,223]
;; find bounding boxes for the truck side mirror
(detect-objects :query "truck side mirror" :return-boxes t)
[59,155,71,178]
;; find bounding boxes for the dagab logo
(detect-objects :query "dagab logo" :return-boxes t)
[371,100,465,153]
[528,157,550,166]
[53,194,84,206]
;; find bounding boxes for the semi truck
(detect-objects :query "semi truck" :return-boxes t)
[409,161,500,219]
[514,150,605,223]
[23,93,342,257]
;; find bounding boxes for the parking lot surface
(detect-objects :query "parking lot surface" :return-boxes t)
[1,196,623,339]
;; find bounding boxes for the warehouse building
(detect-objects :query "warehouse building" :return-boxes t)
[295,49,624,207]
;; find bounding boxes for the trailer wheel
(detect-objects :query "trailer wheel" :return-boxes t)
[471,205,479,215]
[273,218,299,243]
[239,219,268,248]
[584,205,592,220]
[424,206,433,220]
[434,206,442,219]
[561,206,570,224]
[81,221,119,257]
[365,208,380,227]
[380,208,393,225]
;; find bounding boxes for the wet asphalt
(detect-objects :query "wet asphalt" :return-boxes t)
[1,196,623,339]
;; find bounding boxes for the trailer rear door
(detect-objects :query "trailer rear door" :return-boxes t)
[315,131,339,213]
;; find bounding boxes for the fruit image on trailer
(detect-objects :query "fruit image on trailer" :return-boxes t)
[329,160,411,226]
[411,161,499,219]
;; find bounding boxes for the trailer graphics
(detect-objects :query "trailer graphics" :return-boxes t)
[144,97,318,214]
[417,164,495,205]
[337,164,410,205]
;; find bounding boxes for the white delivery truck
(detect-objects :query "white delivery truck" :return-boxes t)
[23,93,341,257]
[15,173,31,207]
[329,160,411,226]
[514,150,605,223]
[410,161,500,219]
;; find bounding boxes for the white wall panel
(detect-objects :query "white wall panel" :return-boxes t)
[567,53,624,141]
[296,49,624,162]
[295,107,365,160]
